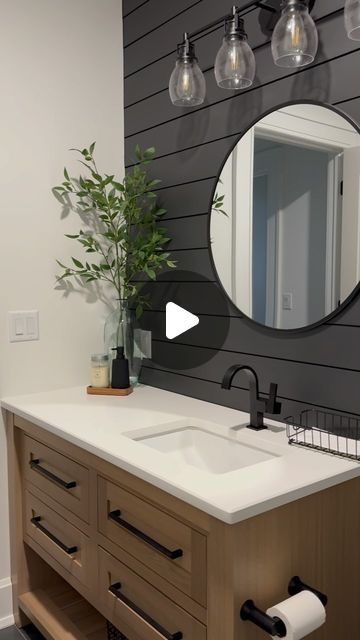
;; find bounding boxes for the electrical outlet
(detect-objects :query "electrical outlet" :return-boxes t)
[9,310,39,342]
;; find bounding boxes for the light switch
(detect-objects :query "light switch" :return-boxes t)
[15,316,25,336]
[9,311,39,342]
[282,293,293,311]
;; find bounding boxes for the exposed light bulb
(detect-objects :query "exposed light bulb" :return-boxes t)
[345,0,360,40]
[214,10,255,90]
[271,0,318,68]
[169,33,206,107]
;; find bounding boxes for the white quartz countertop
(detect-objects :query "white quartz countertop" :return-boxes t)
[2,385,359,524]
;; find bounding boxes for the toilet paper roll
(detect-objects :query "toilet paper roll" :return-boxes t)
[266,590,326,640]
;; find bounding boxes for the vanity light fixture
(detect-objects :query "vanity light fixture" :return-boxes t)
[169,1,360,107]
[345,0,360,40]
[271,0,318,68]
[169,32,206,107]
[214,6,256,90]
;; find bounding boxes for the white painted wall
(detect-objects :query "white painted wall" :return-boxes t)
[0,0,124,628]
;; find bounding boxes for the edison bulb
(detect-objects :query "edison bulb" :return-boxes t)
[215,34,255,90]
[169,40,206,107]
[272,0,318,68]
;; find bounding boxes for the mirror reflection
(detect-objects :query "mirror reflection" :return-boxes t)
[211,103,360,330]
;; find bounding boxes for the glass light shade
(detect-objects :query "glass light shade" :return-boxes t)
[169,57,206,107]
[271,0,318,68]
[345,0,360,40]
[215,34,256,90]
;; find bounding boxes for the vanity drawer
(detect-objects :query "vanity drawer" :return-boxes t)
[22,435,89,522]
[99,547,206,640]
[24,489,91,587]
[98,477,207,605]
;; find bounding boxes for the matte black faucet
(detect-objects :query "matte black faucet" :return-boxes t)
[221,365,282,430]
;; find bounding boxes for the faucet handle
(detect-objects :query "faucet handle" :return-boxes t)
[266,383,282,415]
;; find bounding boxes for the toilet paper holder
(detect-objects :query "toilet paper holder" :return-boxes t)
[240,575,328,637]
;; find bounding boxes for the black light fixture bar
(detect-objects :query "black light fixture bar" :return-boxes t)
[185,0,315,42]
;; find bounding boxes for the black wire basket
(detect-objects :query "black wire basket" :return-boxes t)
[286,409,360,461]
[106,621,127,640]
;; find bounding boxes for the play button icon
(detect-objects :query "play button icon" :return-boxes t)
[166,302,199,340]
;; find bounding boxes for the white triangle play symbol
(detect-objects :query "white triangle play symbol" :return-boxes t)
[166,302,199,340]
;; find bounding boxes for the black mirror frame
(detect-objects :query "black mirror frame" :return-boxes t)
[208,99,360,334]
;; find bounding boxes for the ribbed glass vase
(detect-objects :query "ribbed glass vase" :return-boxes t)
[104,300,141,386]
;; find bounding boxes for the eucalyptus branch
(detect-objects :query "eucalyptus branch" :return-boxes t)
[55,143,176,317]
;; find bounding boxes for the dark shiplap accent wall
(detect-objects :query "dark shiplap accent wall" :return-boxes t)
[123,0,360,420]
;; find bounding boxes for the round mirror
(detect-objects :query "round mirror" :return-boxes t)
[210,102,360,330]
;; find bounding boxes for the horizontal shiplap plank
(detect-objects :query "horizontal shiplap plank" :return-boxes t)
[161,214,208,249]
[335,96,360,124]
[143,343,360,415]
[124,0,202,47]
[155,179,214,219]
[125,16,360,139]
[123,0,150,18]
[138,309,360,370]
[330,297,360,326]
[140,367,360,422]
[126,78,360,164]
[133,136,237,187]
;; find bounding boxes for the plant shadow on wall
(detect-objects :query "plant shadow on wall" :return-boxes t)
[53,143,176,384]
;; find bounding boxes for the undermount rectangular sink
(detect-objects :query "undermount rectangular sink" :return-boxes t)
[130,426,279,475]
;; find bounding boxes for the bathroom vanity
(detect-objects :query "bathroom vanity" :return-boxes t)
[2,386,360,640]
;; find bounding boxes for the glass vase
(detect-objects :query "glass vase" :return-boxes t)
[104,300,141,386]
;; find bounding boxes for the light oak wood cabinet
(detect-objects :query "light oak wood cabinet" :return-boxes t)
[6,411,360,640]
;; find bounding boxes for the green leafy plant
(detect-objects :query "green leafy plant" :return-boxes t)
[212,179,227,216]
[54,143,175,318]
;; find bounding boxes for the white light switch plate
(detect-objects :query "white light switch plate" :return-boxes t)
[9,310,39,342]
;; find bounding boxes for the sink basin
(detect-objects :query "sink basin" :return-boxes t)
[130,425,279,475]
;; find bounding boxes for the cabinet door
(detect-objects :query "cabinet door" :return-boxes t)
[23,435,90,523]
[98,476,207,605]
[99,547,207,640]
[25,489,91,587]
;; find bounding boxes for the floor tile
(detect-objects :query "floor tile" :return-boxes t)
[0,625,44,640]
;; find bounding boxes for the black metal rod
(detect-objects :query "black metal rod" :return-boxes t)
[288,576,328,607]
[108,510,183,560]
[31,516,78,555]
[30,459,77,490]
[188,2,258,40]
[109,583,183,640]
[187,0,314,41]
[240,600,287,637]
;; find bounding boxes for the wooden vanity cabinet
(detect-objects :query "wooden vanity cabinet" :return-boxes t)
[6,411,360,640]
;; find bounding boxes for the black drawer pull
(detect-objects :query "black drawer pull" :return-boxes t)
[108,509,183,560]
[109,582,183,640]
[30,459,77,490]
[31,516,78,555]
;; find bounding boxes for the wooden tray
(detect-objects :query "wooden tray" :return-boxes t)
[86,386,133,396]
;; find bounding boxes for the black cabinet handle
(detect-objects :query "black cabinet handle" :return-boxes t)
[108,510,183,560]
[109,582,183,640]
[31,516,78,555]
[30,459,77,490]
